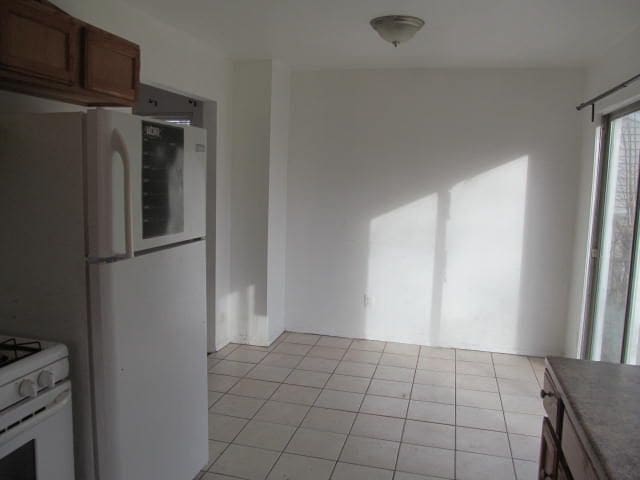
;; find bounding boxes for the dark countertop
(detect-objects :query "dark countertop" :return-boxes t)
[547,356,640,480]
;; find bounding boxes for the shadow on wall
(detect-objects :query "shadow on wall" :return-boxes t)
[365,156,528,349]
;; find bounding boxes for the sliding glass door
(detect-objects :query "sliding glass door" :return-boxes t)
[588,103,640,364]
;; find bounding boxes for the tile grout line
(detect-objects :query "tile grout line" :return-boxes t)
[491,352,518,480]
[326,337,384,479]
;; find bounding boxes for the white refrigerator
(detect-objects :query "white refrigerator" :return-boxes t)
[0,109,209,480]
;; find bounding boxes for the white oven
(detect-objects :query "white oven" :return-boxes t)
[0,338,74,480]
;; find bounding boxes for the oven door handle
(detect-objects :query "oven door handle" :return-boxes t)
[0,389,71,444]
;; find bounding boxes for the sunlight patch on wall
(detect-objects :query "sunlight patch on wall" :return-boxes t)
[441,156,529,350]
[366,194,438,342]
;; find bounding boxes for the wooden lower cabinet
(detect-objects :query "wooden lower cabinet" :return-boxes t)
[539,417,561,479]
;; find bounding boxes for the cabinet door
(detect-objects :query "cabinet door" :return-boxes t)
[83,26,139,102]
[539,417,560,479]
[0,0,79,84]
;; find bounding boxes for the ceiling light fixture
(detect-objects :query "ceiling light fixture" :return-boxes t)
[370,15,425,47]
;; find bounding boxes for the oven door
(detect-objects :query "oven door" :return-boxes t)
[0,381,74,480]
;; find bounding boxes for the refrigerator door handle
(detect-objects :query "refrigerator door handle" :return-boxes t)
[111,128,134,259]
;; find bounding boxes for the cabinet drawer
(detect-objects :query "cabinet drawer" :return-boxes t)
[0,0,79,84]
[561,415,598,480]
[542,371,562,433]
[83,26,139,102]
[539,417,560,479]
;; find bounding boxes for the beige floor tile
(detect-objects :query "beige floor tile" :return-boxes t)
[314,389,364,412]
[331,462,393,480]
[335,361,376,378]
[360,395,409,418]
[455,451,515,480]
[326,374,371,393]
[501,394,544,415]
[206,440,228,468]
[416,358,455,373]
[407,400,454,425]
[208,414,248,442]
[456,405,506,432]
[456,350,493,364]
[456,389,502,410]
[201,473,239,480]
[208,390,223,407]
[492,353,531,367]
[246,365,293,382]
[233,419,296,451]
[211,444,279,480]
[414,370,455,388]
[286,428,347,460]
[509,433,540,461]
[343,349,382,364]
[456,374,498,393]
[260,352,304,369]
[285,369,331,388]
[504,412,543,436]
[210,360,256,377]
[456,426,511,457]
[271,384,321,406]
[301,407,356,434]
[267,453,334,480]
[317,336,353,349]
[495,364,537,382]
[351,339,386,352]
[209,394,264,419]
[308,346,347,360]
[419,346,455,360]
[456,361,495,377]
[297,356,340,373]
[253,400,310,426]
[402,420,454,450]
[350,413,404,442]
[497,378,539,397]
[397,444,454,478]
[384,342,420,356]
[514,459,538,480]
[228,378,279,399]
[367,379,412,399]
[285,332,321,345]
[411,384,454,404]
[374,365,415,383]
[208,374,240,393]
[225,347,268,364]
[393,472,445,480]
[380,353,418,368]
[273,342,313,356]
[340,435,400,469]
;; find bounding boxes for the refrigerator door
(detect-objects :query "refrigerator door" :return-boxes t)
[86,109,206,261]
[88,241,208,480]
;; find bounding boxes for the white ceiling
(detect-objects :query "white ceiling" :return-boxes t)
[124,0,640,69]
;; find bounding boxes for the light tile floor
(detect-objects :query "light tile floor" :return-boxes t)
[196,332,545,480]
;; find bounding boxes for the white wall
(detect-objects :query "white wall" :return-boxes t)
[267,61,291,343]
[229,61,272,344]
[286,68,584,356]
[565,26,640,358]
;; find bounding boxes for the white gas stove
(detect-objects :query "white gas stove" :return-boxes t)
[0,335,75,479]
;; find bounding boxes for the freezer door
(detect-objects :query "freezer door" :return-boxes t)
[88,241,208,480]
[86,109,206,260]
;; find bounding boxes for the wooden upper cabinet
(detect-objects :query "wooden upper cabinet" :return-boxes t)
[0,0,140,106]
[83,26,139,102]
[0,0,79,84]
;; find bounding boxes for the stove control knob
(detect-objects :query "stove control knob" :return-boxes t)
[38,370,55,389]
[18,379,38,398]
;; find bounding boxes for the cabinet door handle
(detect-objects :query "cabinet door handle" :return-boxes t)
[540,389,555,399]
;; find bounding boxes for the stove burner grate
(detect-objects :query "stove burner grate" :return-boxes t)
[0,338,42,368]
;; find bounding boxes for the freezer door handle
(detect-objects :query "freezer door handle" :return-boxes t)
[111,128,134,259]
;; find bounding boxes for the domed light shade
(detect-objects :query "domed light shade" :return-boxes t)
[370,15,425,47]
